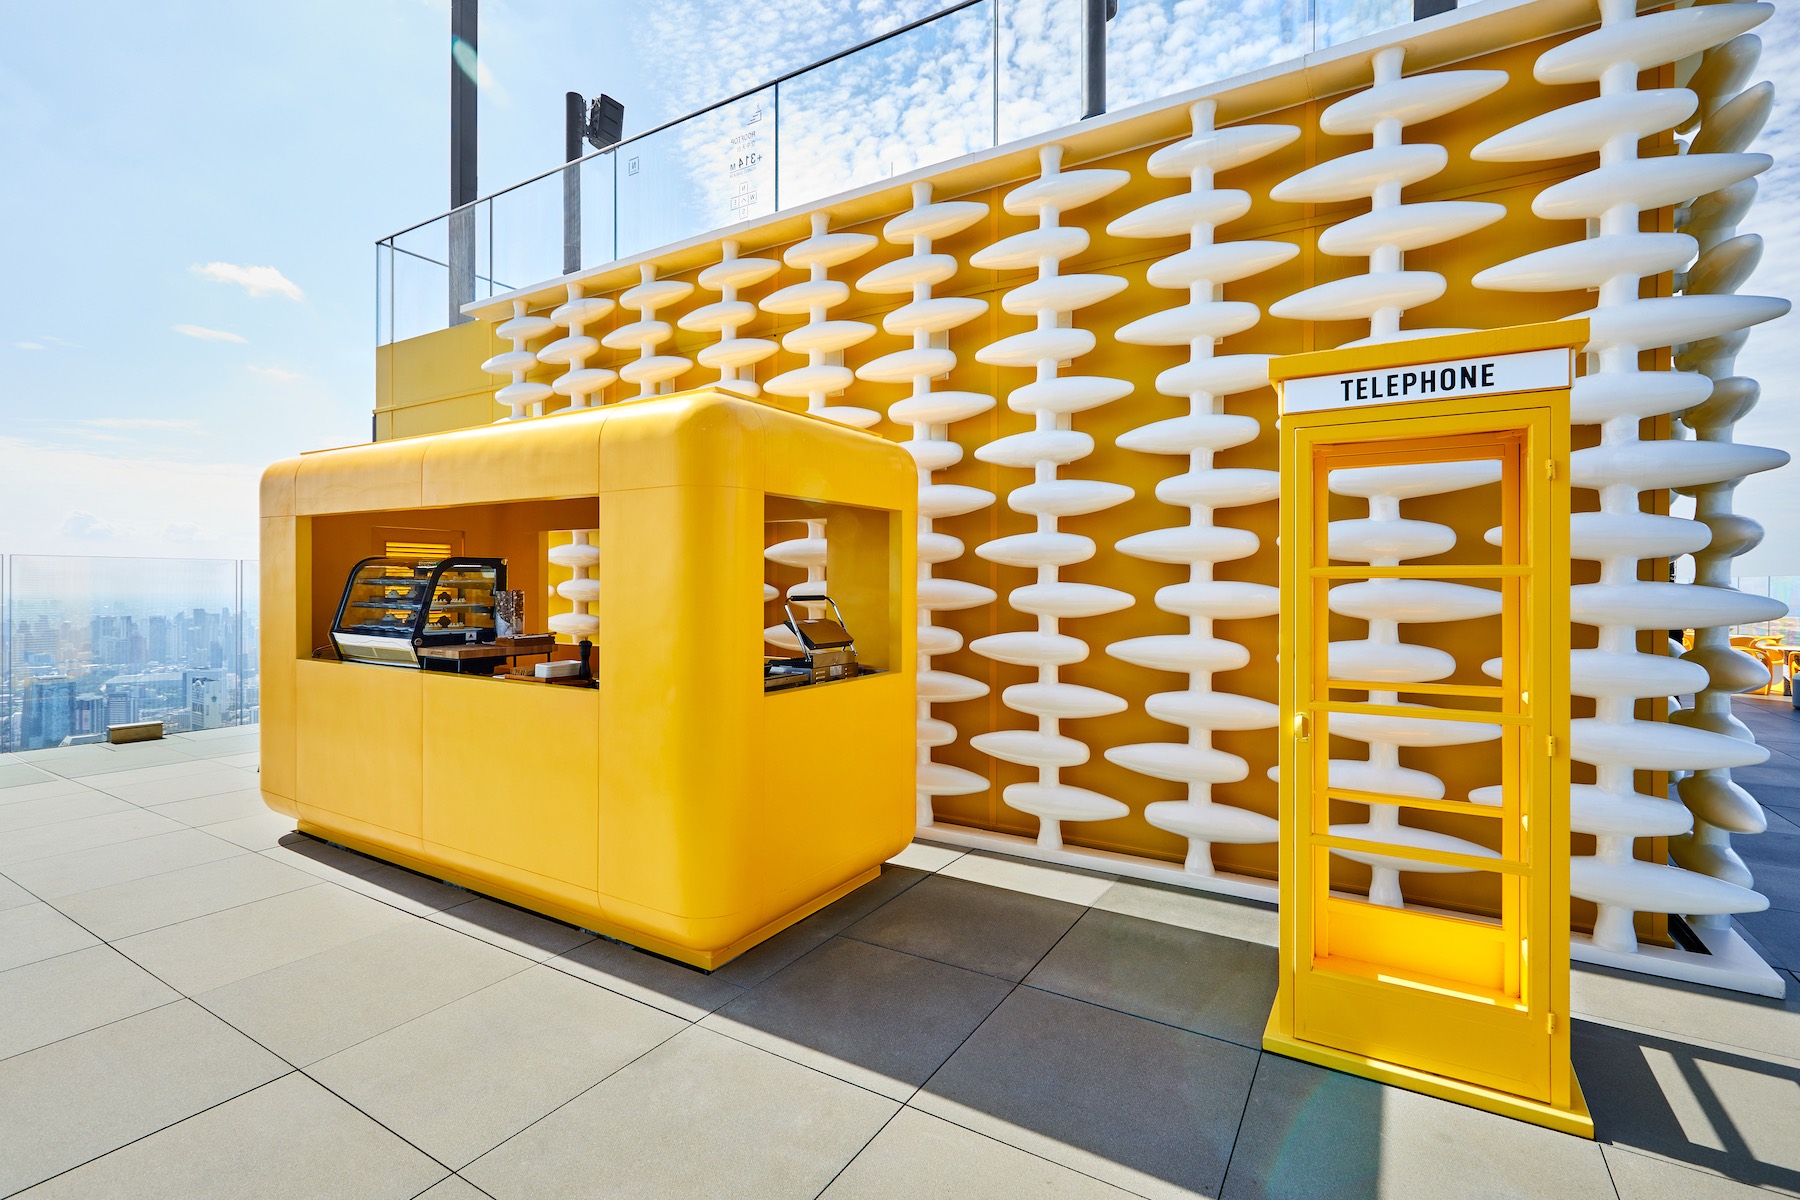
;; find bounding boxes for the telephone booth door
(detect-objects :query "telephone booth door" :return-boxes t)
[1265,330,1587,1136]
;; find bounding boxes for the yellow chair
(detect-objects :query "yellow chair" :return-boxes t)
[1729,634,1784,695]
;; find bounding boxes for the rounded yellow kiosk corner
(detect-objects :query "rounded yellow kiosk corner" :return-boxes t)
[258,388,918,969]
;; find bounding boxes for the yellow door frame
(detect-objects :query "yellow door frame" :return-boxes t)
[1263,322,1589,1137]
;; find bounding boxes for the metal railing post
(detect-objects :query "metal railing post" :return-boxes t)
[1080,0,1110,119]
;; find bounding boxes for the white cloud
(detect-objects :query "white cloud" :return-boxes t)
[56,510,131,541]
[247,364,302,382]
[173,323,247,343]
[190,261,305,302]
[0,436,258,558]
[14,341,44,350]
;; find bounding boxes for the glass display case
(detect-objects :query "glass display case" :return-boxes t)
[329,557,505,667]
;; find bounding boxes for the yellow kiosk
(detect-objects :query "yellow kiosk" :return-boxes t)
[259,389,916,969]
[1263,323,1589,1136]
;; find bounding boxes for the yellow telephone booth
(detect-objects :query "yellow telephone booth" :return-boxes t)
[1263,322,1589,1136]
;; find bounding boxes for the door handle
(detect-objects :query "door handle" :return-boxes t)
[1293,711,1311,741]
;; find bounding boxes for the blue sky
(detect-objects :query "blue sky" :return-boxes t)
[2,0,1797,576]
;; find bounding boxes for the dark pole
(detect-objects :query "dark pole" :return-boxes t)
[449,0,478,326]
[1080,0,1115,120]
[563,92,584,275]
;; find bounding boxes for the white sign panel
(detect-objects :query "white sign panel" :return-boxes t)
[1282,347,1571,414]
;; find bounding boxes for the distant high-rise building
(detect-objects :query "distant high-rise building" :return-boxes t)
[21,675,76,750]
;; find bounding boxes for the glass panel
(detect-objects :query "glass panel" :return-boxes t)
[998,0,1081,144]
[1314,0,1412,50]
[376,241,394,346]
[4,556,247,750]
[618,88,776,260]
[777,7,995,212]
[1106,0,1309,112]
[579,150,617,271]
[490,175,563,297]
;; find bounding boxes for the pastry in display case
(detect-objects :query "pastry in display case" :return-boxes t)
[329,557,505,667]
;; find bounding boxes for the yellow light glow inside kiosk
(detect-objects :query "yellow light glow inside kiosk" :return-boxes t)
[259,390,916,969]
[1263,323,1589,1136]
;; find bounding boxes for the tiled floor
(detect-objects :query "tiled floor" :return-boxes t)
[1,711,1797,1198]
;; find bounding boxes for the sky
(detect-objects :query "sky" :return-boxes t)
[1,0,1797,575]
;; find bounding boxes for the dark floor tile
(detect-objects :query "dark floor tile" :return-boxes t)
[709,864,928,989]
[845,874,1083,981]
[1026,908,1277,1047]
[916,985,1257,1199]
[703,936,1011,1099]
[1220,1052,1612,1200]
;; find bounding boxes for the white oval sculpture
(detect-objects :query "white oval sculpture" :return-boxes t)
[683,239,780,397]
[968,144,1135,851]
[604,264,694,398]
[543,284,616,411]
[1270,48,1506,345]
[482,299,556,421]
[761,212,878,428]
[1101,100,1297,879]
[1472,0,1783,961]
[854,182,997,825]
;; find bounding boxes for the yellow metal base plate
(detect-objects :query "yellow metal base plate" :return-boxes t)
[295,820,879,971]
[1262,1010,1594,1139]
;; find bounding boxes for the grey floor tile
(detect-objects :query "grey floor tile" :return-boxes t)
[1219,1052,1613,1200]
[194,808,295,851]
[0,902,100,972]
[1603,1144,1782,1199]
[0,945,179,1060]
[147,788,270,828]
[112,883,409,994]
[334,860,471,915]
[214,750,262,770]
[887,840,966,873]
[0,761,57,789]
[916,985,1259,1200]
[0,1000,286,1196]
[15,1072,447,1199]
[938,850,1118,906]
[703,936,1012,1100]
[90,766,261,806]
[1025,908,1277,1047]
[1091,878,1280,947]
[0,808,185,867]
[166,735,261,760]
[0,790,134,833]
[547,936,744,1021]
[62,757,239,788]
[463,1025,897,1200]
[820,1107,1135,1199]
[51,852,318,941]
[846,874,1084,981]
[1735,907,1800,974]
[309,964,684,1168]
[414,1178,493,1200]
[1571,962,1800,1064]
[196,920,531,1065]
[26,744,200,778]
[1574,1019,1800,1193]
[262,831,385,881]
[0,873,36,911]
[2,827,246,898]
[0,777,93,805]
[427,896,595,962]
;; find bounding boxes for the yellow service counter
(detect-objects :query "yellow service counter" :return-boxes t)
[260,390,917,968]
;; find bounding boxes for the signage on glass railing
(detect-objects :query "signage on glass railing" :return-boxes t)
[727,104,767,220]
[1281,348,1572,414]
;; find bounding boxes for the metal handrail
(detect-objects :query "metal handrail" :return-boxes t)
[377,0,986,247]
